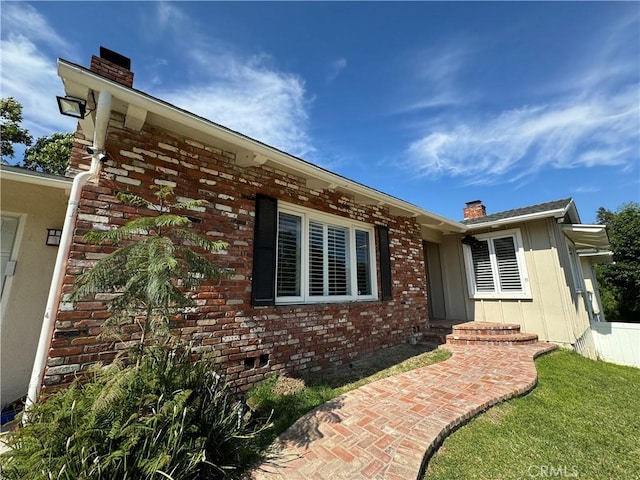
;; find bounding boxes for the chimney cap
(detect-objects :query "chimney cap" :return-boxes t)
[99,46,131,70]
[465,200,483,207]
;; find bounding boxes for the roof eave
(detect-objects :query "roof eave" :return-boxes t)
[464,208,567,231]
[0,165,72,189]
[57,59,466,234]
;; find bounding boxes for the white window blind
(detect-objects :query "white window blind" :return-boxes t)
[275,205,377,304]
[277,213,301,297]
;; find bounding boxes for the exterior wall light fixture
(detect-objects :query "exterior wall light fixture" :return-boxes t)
[56,96,87,119]
[46,228,63,246]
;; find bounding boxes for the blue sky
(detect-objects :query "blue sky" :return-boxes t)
[1,2,638,223]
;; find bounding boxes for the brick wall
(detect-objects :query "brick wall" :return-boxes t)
[89,55,134,87]
[44,114,429,392]
[463,201,486,220]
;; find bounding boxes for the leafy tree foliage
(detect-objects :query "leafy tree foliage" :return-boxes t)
[70,186,232,343]
[0,345,271,479]
[22,132,73,175]
[0,97,32,161]
[0,187,270,479]
[596,203,640,322]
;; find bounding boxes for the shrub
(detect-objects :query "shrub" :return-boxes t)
[0,345,271,480]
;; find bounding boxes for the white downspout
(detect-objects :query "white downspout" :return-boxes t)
[25,91,112,412]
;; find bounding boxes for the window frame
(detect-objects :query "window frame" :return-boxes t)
[275,202,379,305]
[462,228,532,300]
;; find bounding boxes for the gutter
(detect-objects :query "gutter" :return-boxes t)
[58,59,466,234]
[464,208,567,231]
[25,91,112,412]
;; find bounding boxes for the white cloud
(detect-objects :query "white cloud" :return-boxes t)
[327,58,347,82]
[0,4,77,138]
[401,42,474,111]
[147,3,315,159]
[159,53,313,158]
[0,35,77,137]
[407,90,638,185]
[0,3,70,51]
[404,17,640,185]
[572,185,601,194]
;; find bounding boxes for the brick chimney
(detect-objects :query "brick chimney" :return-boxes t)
[463,200,486,220]
[90,46,133,87]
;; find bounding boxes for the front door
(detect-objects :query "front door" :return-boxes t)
[423,241,446,320]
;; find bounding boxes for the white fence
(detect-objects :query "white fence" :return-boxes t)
[591,322,640,368]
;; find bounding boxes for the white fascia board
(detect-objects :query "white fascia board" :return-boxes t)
[58,59,466,233]
[562,224,610,250]
[562,199,581,224]
[464,208,567,230]
[0,167,72,190]
[577,250,613,264]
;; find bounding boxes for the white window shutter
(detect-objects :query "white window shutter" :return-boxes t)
[471,240,495,292]
[493,236,522,291]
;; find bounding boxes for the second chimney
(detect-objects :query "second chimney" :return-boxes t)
[463,200,486,220]
[90,46,134,87]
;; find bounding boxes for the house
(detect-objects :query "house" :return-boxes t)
[0,165,71,409]
[424,198,611,356]
[21,47,610,404]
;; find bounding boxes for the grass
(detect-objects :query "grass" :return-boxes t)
[247,344,451,446]
[424,349,640,480]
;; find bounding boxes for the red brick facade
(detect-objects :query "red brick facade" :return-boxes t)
[44,114,429,392]
[463,201,486,220]
[89,55,134,87]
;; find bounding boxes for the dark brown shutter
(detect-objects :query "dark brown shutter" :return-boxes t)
[251,195,278,306]
[377,225,393,301]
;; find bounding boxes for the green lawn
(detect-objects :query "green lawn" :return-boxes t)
[424,349,640,480]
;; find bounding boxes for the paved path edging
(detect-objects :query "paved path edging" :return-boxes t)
[253,342,556,480]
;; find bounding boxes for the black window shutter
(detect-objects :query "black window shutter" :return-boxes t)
[377,225,393,301]
[251,195,278,306]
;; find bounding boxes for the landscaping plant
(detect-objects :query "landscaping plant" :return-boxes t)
[70,185,231,343]
[0,185,271,479]
[0,345,271,479]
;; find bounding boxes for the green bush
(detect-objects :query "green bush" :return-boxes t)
[0,345,271,480]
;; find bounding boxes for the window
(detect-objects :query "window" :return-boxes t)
[462,229,531,299]
[275,204,377,304]
[1,215,19,296]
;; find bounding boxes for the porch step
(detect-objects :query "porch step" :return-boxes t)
[444,321,539,346]
[420,320,466,345]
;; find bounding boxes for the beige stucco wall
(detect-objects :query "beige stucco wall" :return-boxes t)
[1,178,68,407]
[436,218,590,347]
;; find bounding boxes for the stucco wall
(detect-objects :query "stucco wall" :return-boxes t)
[438,218,585,346]
[1,179,68,407]
[44,115,430,393]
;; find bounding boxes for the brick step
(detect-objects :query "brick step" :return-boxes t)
[441,321,539,347]
[420,321,466,345]
[421,332,449,345]
[446,332,539,346]
[452,322,522,337]
[426,324,458,334]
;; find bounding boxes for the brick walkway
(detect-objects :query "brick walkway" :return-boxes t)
[252,342,555,480]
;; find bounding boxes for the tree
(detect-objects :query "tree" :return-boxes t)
[0,187,272,479]
[22,132,73,175]
[596,202,640,322]
[0,97,32,161]
[70,185,232,344]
